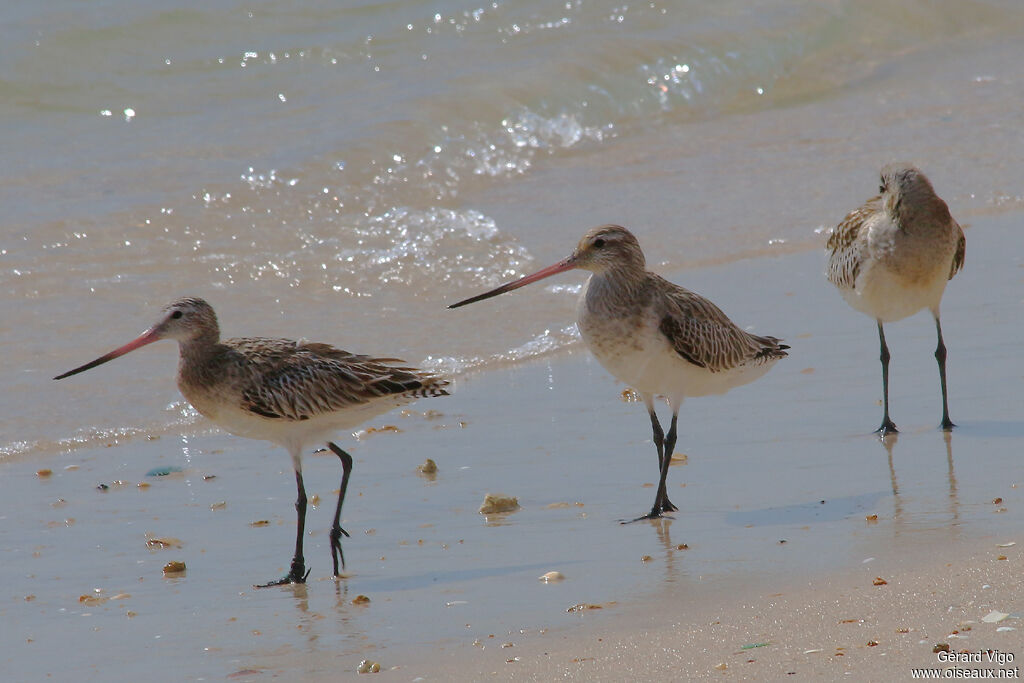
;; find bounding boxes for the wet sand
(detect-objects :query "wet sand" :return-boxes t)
[406,535,1023,681]
[3,212,1022,681]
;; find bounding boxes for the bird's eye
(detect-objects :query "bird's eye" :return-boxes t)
[593,238,606,249]
[171,310,183,320]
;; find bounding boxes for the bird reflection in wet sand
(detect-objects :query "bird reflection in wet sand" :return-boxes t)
[450,225,788,521]
[881,431,959,530]
[54,297,450,586]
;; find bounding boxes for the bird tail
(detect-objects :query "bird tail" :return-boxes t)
[754,336,789,362]
[407,376,451,399]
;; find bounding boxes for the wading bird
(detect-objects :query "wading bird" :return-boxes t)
[450,225,787,520]
[826,163,964,435]
[55,297,449,585]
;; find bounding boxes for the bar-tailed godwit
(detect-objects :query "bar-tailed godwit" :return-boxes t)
[450,225,788,520]
[55,297,449,586]
[826,163,965,435]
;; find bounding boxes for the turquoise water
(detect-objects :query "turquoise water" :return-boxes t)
[2,2,1024,678]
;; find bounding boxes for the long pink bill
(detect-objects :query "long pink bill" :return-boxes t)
[54,327,164,380]
[448,257,577,309]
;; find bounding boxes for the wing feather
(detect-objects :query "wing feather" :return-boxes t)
[826,196,880,290]
[653,276,788,373]
[216,338,448,421]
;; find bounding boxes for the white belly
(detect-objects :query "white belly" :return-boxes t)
[847,259,949,323]
[185,386,412,454]
[577,303,773,402]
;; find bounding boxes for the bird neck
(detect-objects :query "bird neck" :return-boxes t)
[586,266,649,313]
[176,336,229,397]
[177,329,221,365]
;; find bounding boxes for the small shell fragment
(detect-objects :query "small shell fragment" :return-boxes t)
[566,603,602,613]
[351,595,371,605]
[210,501,227,510]
[249,520,270,527]
[356,659,380,674]
[162,561,186,575]
[416,458,438,475]
[145,535,183,550]
[479,494,519,514]
[873,577,888,586]
[37,469,53,477]
[355,425,401,440]
[538,571,565,583]
[982,611,1009,623]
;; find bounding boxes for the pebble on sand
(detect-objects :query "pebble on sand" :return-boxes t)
[479,494,519,514]
[162,561,186,575]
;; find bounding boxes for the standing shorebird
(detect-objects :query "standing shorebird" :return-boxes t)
[826,163,965,435]
[54,297,449,586]
[449,225,788,520]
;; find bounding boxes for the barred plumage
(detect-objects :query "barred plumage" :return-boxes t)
[449,224,787,520]
[55,297,449,586]
[825,163,963,434]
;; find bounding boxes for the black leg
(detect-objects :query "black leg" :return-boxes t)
[256,469,310,588]
[643,409,667,519]
[876,322,898,436]
[624,408,678,523]
[327,442,353,576]
[659,413,679,514]
[934,315,955,431]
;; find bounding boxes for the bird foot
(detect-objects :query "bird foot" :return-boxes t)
[940,418,956,432]
[875,420,898,437]
[661,499,679,513]
[255,563,311,588]
[330,525,351,575]
[621,507,671,524]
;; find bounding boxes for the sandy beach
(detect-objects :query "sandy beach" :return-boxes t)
[5,211,1022,681]
[4,4,1024,680]
[405,537,1023,682]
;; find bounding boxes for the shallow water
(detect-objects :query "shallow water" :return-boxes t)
[3,215,1023,680]
[3,1,1024,679]
[5,0,1024,457]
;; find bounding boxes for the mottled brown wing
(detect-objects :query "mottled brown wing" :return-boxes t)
[826,196,881,290]
[228,338,448,421]
[655,277,783,373]
[949,221,966,280]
